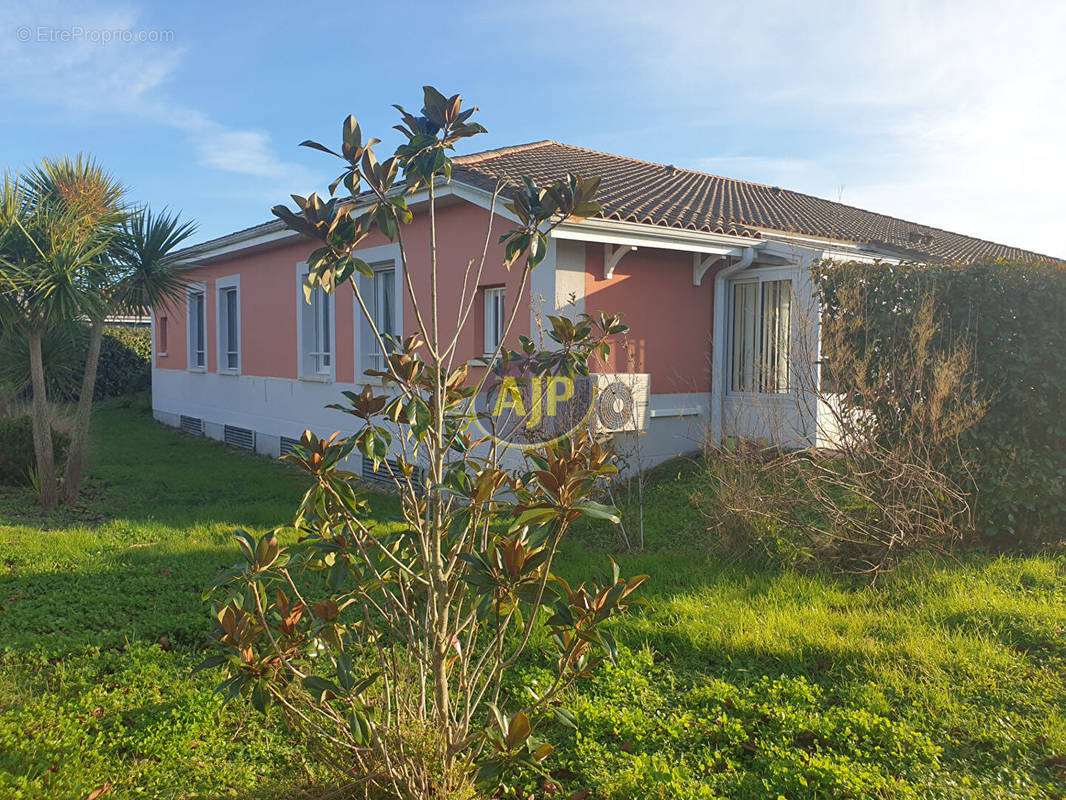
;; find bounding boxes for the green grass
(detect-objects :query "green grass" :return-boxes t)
[1,399,1064,798]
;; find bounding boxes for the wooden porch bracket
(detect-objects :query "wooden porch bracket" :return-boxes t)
[693,253,723,286]
[603,244,637,280]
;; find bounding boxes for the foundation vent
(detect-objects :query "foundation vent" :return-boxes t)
[179,415,204,436]
[223,425,255,451]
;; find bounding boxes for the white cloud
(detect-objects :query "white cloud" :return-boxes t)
[0,0,318,194]
[511,0,1066,256]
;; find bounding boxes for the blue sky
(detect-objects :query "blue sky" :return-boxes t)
[3,0,1064,256]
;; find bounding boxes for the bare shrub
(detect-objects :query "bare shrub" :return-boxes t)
[703,265,987,578]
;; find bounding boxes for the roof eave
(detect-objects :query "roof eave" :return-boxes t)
[552,216,762,257]
[173,178,485,266]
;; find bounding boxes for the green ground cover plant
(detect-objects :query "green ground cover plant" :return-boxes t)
[0,402,1063,798]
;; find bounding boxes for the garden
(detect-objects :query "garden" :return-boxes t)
[1,400,1064,799]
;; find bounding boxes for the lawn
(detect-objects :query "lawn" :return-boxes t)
[1,399,1064,799]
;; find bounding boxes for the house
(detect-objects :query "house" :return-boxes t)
[151,141,1053,472]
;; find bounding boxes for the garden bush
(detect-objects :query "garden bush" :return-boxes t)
[94,325,151,399]
[0,323,151,402]
[0,415,70,486]
[704,274,987,576]
[816,259,1066,546]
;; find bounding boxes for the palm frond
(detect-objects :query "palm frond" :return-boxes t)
[22,154,128,233]
[0,161,120,330]
[113,207,198,314]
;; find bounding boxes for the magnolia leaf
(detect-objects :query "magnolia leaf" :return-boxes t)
[302,675,342,701]
[506,711,531,748]
[300,140,340,157]
[552,706,578,729]
[573,500,621,523]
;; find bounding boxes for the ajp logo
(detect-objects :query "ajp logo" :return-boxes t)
[474,361,596,448]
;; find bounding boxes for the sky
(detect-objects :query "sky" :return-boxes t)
[2,0,1063,257]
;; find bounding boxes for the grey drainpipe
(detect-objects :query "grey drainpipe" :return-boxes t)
[709,245,756,444]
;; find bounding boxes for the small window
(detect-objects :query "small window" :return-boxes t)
[158,316,168,355]
[298,265,336,379]
[730,278,792,394]
[219,285,239,372]
[187,287,206,370]
[483,286,506,356]
[368,266,396,370]
[308,285,332,375]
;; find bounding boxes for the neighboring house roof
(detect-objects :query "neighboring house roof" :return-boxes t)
[452,141,1058,264]
[178,139,1059,265]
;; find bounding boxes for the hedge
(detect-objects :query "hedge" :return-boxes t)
[94,324,152,399]
[0,416,71,487]
[817,259,1066,545]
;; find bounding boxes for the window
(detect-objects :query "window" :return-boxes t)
[483,286,506,356]
[730,278,792,394]
[302,283,332,376]
[187,286,206,370]
[311,287,332,373]
[368,266,396,370]
[297,264,339,380]
[350,246,402,376]
[218,284,239,372]
[157,316,168,355]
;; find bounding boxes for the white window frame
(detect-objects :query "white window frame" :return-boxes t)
[311,286,333,375]
[216,274,240,375]
[296,262,335,381]
[483,286,506,357]
[727,274,794,396]
[351,243,403,378]
[186,281,207,372]
[367,264,398,371]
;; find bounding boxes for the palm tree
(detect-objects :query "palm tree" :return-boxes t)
[61,207,196,502]
[2,156,195,505]
[0,170,115,506]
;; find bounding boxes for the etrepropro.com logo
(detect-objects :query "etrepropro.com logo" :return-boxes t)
[15,25,175,44]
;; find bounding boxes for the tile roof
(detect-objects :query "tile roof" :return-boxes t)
[452,141,1058,264]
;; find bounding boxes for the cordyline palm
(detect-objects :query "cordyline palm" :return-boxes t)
[62,207,196,503]
[5,156,195,504]
[0,168,115,506]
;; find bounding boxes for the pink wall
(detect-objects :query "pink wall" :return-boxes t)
[155,238,314,378]
[155,201,528,379]
[352,198,530,365]
[584,244,714,395]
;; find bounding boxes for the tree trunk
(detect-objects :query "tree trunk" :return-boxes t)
[63,318,104,503]
[27,327,58,507]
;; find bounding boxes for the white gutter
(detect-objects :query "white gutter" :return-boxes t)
[553,216,755,256]
[709,245,755,444]
[178,225,296,265]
